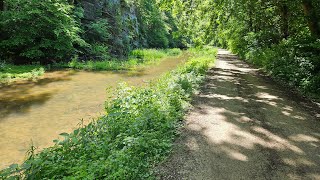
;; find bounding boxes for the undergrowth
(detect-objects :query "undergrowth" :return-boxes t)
[55,48,182,71]
[0,47,217,179]
[242,38,320,99]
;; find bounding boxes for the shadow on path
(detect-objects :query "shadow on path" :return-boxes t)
[157,49,320,180]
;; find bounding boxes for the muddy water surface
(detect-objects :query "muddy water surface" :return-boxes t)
[0,55,187,169]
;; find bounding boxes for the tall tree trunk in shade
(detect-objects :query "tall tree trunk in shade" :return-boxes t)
[0,0,4,11]
[280,4,289,39]
[302,0,320,37]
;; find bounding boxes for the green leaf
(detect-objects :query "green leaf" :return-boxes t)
[59,132,69,137]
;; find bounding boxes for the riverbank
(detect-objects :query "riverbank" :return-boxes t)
[0,49,182,84]
[0,53,187,170]
[0,64,45,84]
[0,47,217,179]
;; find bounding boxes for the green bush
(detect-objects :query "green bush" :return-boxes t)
[84,19,110,43]
[0,0,86,64]
[0,47,217,179]
[88,44,110,60]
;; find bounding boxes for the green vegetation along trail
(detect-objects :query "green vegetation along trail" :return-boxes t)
[157,49,320,179]
[0,54,186,170]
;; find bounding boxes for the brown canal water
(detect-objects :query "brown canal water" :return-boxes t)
[0,55,187,169]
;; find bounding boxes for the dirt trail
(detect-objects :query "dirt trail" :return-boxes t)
[157,49,320,180]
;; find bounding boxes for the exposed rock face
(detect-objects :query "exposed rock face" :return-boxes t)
[80,0,141,56]
[81,0,103,21]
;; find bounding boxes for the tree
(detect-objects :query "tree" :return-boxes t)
[0,0,85,64]
[136,0,169,48]
[0,0,4,11]
[302,0,320,37]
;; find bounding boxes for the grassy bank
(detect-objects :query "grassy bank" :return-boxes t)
[0,47,217,179]
[0,49,181,84]
[54,48,182,71]
[0,63,45,84]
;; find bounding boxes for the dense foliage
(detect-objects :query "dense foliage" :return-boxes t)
[0,0,85,64]
[1,0,319,95]
[217,0,320,96]
[136,0,169,48]
[0,47,217,179]
[0,0,183,64]
[159,0,320,96]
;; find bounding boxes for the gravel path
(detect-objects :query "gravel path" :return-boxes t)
[157,49,320,180]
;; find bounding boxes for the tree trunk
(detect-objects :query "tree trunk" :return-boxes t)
[302,0,320,37]
[279,4,289,39]
[0,0,4,11]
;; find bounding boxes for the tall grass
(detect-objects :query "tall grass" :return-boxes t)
[0,63,45,83]
[0,49,182,83]
[58,48,182,71]
[0,47,217,179]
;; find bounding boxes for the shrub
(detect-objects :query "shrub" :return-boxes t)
[88,44,110,60]
[84,19,110,43]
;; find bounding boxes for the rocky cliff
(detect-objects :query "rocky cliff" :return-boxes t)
[80,0,142,57]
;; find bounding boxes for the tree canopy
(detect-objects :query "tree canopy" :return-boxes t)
[158,0,320,94]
